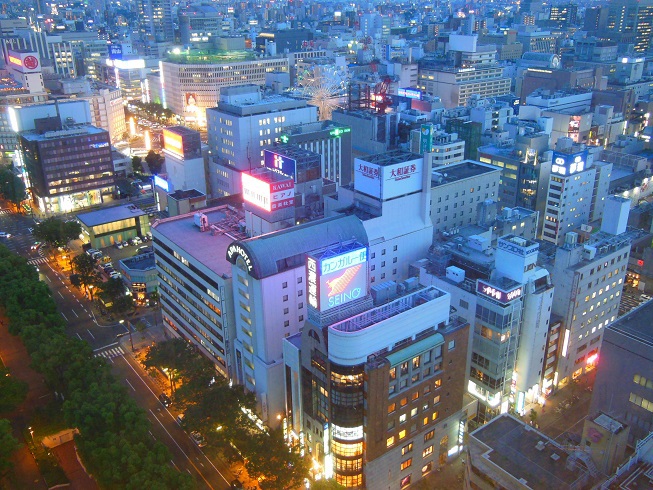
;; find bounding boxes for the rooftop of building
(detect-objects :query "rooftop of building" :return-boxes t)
[470,414,589,490]
[600,432,653,489]
[607,297,653,348]
[591,412,626,434]
[496,206,538,223]
[359,149,422,167]
[19,123,107,142]
[77,204,145,227]
[267,144,321,166]
[227,214,368,280]
[163,125,200,137]
[152,205,246,278]
[0,74,25,92]
[431,159,501,187]
[119,251,155,271]
[281,120,350,136]
[168,189,205,201]
[212,93,307,116]
[477,144,524,160]
[526,87,593,100]
[164,50,262,64]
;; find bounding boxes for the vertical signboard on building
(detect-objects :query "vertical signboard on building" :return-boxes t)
[420,124,432,153]
[264,150,297,181]
[242,172,294,212]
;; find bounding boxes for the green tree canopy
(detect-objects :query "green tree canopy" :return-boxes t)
[0,165,27,209]
[0,419,19,478]
[33,217,81,250]
[131,155,143,174]
[0,368,28,414]
[71,253,99,298]
[144,150,164,175]
[97,277,133,316]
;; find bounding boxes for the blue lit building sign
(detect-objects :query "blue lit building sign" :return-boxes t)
[264,150,297,181]
[551,149,588,176]
[153,175,169,192]
[397,87,422,100]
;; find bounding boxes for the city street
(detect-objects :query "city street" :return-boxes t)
[0,201,236,489]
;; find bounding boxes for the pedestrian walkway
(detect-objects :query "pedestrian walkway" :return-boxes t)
[94,346,125,360]
[0,209,11,215]
[27,257,48,265]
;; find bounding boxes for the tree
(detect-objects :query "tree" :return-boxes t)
[0,165,27,210]
[144,150,164,175]
[529,408,538,425]
[312,480,346,490]
[97,278,133,316]
[0,419,19,478]
[243,428,310,490]
[33,217,81,251]
[0,368,28,414]
[71,253,100,299]
[131,156,143,174]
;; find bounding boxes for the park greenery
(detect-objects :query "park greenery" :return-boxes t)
[144,339,310,490]
[0,419,19,479]
[145,150,164,175]
[0,244,192,489]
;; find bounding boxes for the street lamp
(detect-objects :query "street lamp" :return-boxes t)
[119,319,134,351]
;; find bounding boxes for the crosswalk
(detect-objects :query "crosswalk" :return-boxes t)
[0,209,11,215]
[95,346,125,359]
[27,257,48,265]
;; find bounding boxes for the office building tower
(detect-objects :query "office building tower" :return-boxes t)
[429,160,501,233]
[549,4,578,26]
[411,127,466,168]
[17,120,113,215]
[545,215,645,391]
[542,148,612,245]
[279,121,353,186]
[285,249,471,488]
[607,0,653,53]
[589,299,653,446]
[206,85,317,198]
[139,0,174,43]
[161,126,207,195]
[159,54,289,127]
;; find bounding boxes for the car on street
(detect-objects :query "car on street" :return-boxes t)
[190,431,206,447]
[31,241,42,250]
[0,231,12,238]
[109,271,121,279]
[176,413,185,426]
[159,393,172,407]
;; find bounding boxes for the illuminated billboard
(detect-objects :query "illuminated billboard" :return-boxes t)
[307,246,368,312]
[398,87,422,100]
[108,44,123,60]
[7,50,40,73]
[153,175,169,192]
[242,172,294,212]
[476,280,522,304]
[551,150,588,177]
[353,157,423,200]
[162,129,184,158]
[264,150,297,180]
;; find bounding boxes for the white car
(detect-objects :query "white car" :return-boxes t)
[0,231,11,238]
[190,431,206,447]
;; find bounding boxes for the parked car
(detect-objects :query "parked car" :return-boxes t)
[109,271,121,279]
[130,236,142,246]
[115,242,123,249]
[0,231,11,238]
[159,393,172,407]
[190,431,206,447]
[91,251,103,261]
[86,248,99,256]
[122,241,129,248]
[176,413,185,426]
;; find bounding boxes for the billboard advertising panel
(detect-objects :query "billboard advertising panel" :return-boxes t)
[420,124,432,153]
[7,50,40,72]
[354,157,423,200]
[307,246,368,312]
[264,150,297,180]
[242,173,295,212]
[476,280,522,304]
[162,129,184,158]
[108,43,123,60]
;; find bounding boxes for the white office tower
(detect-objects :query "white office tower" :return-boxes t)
[4,49,45,95]
[494,235,554,409]
[206,85,318,198]
[326,150,434,284]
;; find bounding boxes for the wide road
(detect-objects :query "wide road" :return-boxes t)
[0,202,234,489]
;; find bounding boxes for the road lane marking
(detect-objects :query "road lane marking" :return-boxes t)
[86,328,95,339]
[170,460,178,470]
[58,291,64,298]
[125,378,135,391]
[61,312,68,321]
[76,333,82,340]
[72,310,79,318]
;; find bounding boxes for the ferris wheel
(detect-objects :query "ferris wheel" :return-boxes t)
[291,64,350,121]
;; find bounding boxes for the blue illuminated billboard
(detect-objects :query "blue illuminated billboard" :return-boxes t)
[153,175,169,192]
[307,246,368,312]
[551,149,588,176]
[264,150,296,181]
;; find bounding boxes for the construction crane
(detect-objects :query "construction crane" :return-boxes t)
[373,76,393,113]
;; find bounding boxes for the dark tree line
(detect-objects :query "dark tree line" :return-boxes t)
[0,245,192,489]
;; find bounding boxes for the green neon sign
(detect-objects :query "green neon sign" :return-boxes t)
[329,127,351,138]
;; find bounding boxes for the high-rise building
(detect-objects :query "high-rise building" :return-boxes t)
[549,4,578,26]
[17,121,113,215]
[139,0,174,43]
[607,0,653,53]
[160,53,289,127]
[206,85,317,197]
[589,299,653,446]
